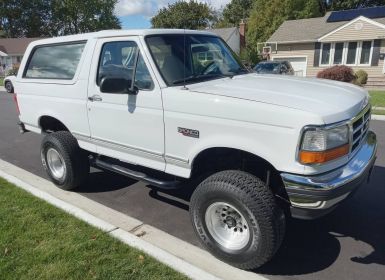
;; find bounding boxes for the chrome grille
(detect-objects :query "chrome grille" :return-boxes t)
[351,106,371,152]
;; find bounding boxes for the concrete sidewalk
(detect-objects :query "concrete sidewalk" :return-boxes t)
[0,158,267,280]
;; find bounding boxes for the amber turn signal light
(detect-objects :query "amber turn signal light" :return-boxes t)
[299,144,349,164]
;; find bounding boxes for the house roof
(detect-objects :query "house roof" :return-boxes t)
[268,12,385,43]
[208,27,238,42]
[0,38,41,55]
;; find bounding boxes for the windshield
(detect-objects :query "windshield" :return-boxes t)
[254,62,280,74]
[146,34,248,86]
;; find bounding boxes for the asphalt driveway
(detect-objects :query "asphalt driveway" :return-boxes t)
[0,91,384,280]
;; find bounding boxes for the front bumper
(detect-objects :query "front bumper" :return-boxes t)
[281,131,377,220]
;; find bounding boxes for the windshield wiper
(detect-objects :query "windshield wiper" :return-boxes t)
[232,67,249,75]
[172,74,232,85]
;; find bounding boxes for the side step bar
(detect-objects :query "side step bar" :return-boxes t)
[93,158,180,189]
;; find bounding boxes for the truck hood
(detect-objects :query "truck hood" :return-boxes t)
[188,74,369,124]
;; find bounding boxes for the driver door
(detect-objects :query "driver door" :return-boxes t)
[87,37,165,171]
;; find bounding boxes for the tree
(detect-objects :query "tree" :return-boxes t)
[331,0,385,10]
[0,0,51,37]
[51,0,120,36]
[219,0,255,27]
[0,0,121,38]
[246,0,323,51]
[151,1,215,29]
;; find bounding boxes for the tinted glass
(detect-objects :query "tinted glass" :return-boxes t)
[135,54,154,90]
[25,42,85,79]
[321,43,331,65]
[346,42,358,64]
[98,41,153,90]
[360,41,372,64]
[146,35,247,86]
[254,62,280,73]
[333,42,344,64]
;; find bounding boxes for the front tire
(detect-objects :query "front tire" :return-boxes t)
[41,131,89,190]
[190,170,285,270]
[5,81,13,93]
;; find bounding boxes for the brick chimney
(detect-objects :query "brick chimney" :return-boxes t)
[239,19,247,50]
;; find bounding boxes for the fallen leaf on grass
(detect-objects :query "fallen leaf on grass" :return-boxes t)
[138,255,145,263]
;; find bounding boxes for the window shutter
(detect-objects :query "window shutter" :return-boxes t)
[314,42,321,67]
[371,39,381,66]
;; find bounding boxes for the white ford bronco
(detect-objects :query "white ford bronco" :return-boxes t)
[14,30,377,269]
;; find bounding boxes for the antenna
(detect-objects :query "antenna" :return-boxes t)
[182,28,188,90]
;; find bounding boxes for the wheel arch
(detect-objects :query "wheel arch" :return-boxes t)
[39,115,69,133]
[190,146,289,200]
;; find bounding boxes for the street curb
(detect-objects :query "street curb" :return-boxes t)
[0,159,269,280]
[372,115,385,121]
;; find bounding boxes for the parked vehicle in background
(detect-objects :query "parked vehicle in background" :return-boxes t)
[254,60,294,75]
[13,30,377,270]
[4,75,16,93]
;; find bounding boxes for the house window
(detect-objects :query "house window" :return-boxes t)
[333,42,344,64]
[319,41,373,67]
[346,42,358,65]
[320,43,331,65]
[360,41,372,65]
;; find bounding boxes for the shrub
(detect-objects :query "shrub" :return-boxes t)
[355,70,368,85]
[317,65,356,83]
[239,47,260,68]
[7,64,19,76]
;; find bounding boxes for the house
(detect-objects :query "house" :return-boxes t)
[0,38,39,74]
[209,21,247,54]
[267,6,385,79]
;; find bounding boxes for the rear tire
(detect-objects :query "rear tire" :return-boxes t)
[41,131,89,190]
[190,170,285,270]
[5,81,13,93]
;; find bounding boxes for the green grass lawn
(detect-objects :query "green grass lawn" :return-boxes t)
[0,178,187,280]
[369,91,385,108]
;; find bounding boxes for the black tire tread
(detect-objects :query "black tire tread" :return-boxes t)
[5,81,13,93]
[41,131,89,190]
[190,170,285,270]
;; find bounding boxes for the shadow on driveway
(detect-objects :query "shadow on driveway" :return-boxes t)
[78,164,385,277]
[258,165,385,276]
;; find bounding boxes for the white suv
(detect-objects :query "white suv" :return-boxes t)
[14,30,377,269]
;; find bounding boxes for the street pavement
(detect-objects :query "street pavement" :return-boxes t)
[0,91,384,280]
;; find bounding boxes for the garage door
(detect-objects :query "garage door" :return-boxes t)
[272,57,307,77]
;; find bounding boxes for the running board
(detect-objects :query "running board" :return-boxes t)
[93,158,180,189]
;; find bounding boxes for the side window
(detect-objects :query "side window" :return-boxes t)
[24,42,86,79]
[97,41,154,91]
[135,54,154,90]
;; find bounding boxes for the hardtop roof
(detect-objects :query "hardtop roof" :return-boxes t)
[28,29,218,47]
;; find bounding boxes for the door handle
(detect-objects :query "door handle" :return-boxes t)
[88,95,102,102]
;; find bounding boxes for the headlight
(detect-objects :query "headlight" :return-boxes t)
[299,125,350,164]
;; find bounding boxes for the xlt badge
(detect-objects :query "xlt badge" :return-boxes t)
[178,127,199,138]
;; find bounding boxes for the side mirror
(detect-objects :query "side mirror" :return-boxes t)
[100,77,138,95]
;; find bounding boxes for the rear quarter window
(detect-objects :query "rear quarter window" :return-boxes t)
[24,42,86,80]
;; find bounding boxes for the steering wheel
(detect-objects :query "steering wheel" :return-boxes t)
[200,61,218,75]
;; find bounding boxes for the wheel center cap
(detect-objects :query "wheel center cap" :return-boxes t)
[225,216,236,228]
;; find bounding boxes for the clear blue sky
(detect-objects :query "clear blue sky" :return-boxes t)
[119,15,151,29]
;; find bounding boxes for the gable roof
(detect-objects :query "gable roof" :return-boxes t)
[268,11,385,44]
[319,15,385,41]
[208,27,239,42]
[0,38,40,55]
